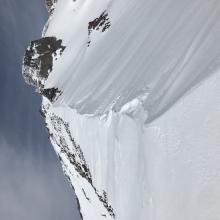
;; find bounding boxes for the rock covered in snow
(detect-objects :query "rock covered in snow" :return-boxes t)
[45,0,58,14]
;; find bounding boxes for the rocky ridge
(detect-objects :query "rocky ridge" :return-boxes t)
[22,36,65,101]
[22,1,115,219]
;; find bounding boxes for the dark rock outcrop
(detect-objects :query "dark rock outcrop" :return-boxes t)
[22,37,65,99]
[41,88,62,102]
[88,11,111,46]
[88,11,111,34]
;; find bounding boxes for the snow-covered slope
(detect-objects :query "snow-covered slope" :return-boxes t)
[23,0,220,219]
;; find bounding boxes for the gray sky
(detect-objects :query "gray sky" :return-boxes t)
[0,0,80,219]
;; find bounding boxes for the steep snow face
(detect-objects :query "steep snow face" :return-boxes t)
[42,72,220,220]
[43,0,220,122]
[42,102,115,220]
[22,0,220,219]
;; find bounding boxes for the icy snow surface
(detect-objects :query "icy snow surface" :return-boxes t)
[38,0,220,219]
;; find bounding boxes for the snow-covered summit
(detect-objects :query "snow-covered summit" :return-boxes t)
[23,0,220,219]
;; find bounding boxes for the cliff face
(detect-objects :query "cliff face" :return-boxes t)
[23,37,65,89]
[23,0,220,220]
[22,37,65,101]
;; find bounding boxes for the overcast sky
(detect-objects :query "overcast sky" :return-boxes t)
[0,0,80,219]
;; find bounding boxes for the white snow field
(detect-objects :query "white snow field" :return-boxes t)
[36,0,220,219]
[45,72,220,220]
[44,0,220,122]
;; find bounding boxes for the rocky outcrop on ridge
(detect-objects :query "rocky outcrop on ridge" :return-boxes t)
[22,36,65,101]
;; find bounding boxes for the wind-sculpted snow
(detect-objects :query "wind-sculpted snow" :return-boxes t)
[43,0,220,122]
[22,0,220,219]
